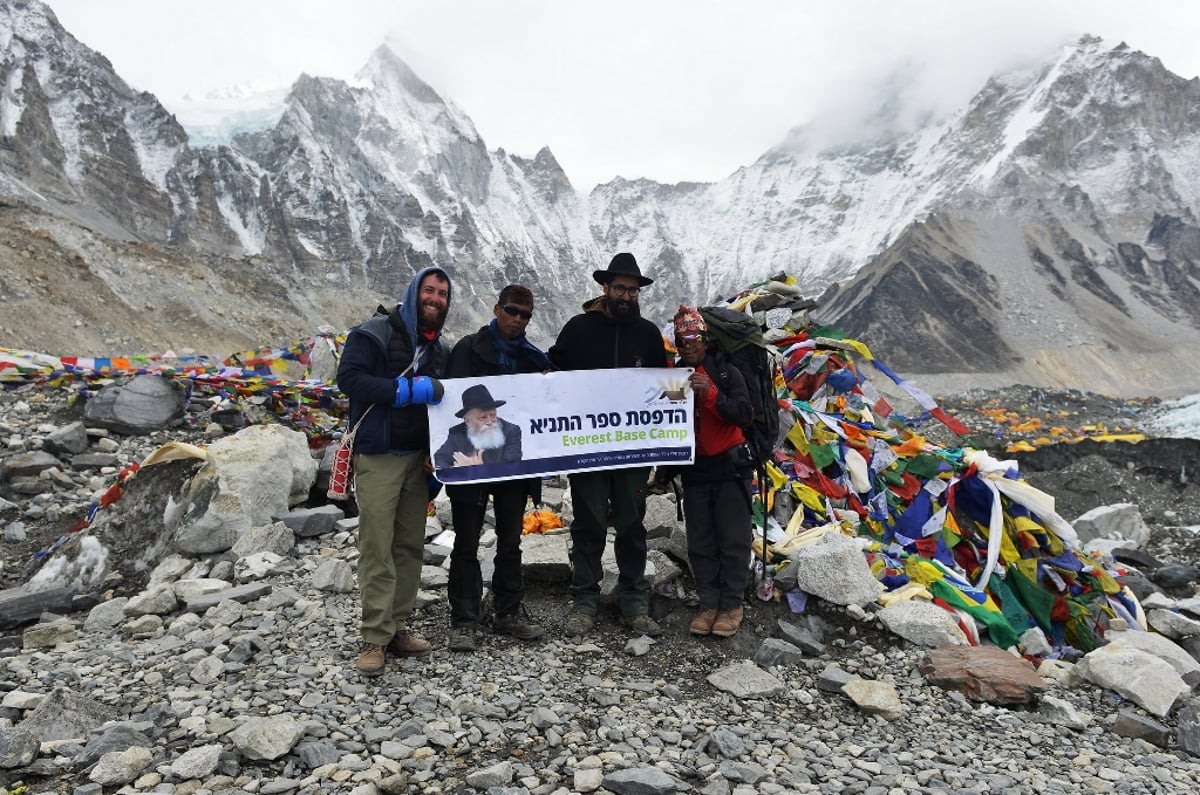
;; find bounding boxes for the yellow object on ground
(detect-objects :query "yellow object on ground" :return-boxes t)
[877,580,934,606]
[1070,433,1145,444]
[772,523,833,558]
[523,509,563,535]
[140,441,207,467]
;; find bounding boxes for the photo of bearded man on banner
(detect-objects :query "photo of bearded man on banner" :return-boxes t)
[434,383,522,468]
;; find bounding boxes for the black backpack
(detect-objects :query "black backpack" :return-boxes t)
[698,305,780,464]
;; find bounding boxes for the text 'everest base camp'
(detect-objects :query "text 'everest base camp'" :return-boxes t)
[2,2,1200,794]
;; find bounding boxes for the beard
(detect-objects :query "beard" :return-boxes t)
[418,299,448,331]
[605,296,641,323]
[466,424,506,451]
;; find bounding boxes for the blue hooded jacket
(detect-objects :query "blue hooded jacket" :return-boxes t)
[336,266,453,454]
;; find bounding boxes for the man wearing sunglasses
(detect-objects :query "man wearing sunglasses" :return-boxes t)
[442,285,551,652]
[548,253,669,639]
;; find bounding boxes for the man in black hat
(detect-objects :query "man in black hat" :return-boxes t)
[548,253,668,639]
[438,284,551,651]
[433,384,522,468]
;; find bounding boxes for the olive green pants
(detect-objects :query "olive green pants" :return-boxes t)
[354,452,428,645]
[568,467,651,617]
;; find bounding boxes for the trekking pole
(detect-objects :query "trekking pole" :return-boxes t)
[756,462,774,600]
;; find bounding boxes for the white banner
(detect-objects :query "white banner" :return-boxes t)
[428,368,694,485]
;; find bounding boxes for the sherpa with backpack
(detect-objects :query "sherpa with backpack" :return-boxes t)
[694,304,782,595]
[698,304,781,467]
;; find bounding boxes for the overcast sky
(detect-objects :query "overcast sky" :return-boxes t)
[47,0,1200,192]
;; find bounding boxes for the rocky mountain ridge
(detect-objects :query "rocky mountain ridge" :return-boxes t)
[1,2,1198,396]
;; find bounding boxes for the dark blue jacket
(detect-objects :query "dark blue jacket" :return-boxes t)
[336,266,451,455]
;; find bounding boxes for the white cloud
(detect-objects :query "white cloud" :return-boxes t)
[47,0,1200,192]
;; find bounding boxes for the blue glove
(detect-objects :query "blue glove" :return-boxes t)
[411,376,444,405]
[393,376,445,407]
[393,376,412,407]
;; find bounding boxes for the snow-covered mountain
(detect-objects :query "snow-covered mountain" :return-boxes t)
[812,39,1200,392]
[0,3,601,336]
[1,1,1198,394]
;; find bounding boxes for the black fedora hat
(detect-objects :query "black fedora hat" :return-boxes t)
[592,252,653,287]
[455,383,507,418]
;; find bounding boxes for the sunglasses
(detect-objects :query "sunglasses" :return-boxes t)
[500,305,533,320]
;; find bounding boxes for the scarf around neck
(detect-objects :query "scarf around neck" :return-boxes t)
[488,319,551,374]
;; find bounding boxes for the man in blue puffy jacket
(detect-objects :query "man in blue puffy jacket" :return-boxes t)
[337,266,451,677]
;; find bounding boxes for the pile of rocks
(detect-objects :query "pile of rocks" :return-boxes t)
[3,379,1200,793]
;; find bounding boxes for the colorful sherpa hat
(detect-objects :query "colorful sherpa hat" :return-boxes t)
[673,304,708,340]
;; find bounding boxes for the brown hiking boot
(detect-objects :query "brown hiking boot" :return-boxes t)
[448,625,476,652]
[494,607,546,641]
[711,607,744,637]
[563,611,595,639]
[689,608,719,636]
[622,613,664,637]
[387,630,431,656]
[356,642,385,677]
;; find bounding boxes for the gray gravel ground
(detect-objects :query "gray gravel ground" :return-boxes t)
[2,382,1200,794]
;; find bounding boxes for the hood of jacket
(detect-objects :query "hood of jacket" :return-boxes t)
[581,295,609,315]
[396,265,453,353]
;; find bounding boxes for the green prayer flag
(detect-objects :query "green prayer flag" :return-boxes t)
[988,572,1035,638]
[1007,560,1058,634]
[928,579,1021,649]
[808,442,838,469]
[907,453,942,479]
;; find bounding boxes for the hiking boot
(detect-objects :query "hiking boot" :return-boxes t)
[448,625,476,652]
[622,613,664,637]
[356,642,386,677]
[563,611,595,639]
[689,608,719,636]
[494,607,546,641]
[711,607,744,638]
[387,630,431,657]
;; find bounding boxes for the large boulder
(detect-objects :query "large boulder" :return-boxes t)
[878,600,969,648]
[17,687,114,742]
[172,425,318,553]
[920,645,1047,705]
[789,529,884,607]
[1077,643,1190,717]
[83,375,186,435]
[1073,503,1151,548]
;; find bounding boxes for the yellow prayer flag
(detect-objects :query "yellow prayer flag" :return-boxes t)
[787,422,810,453]
[791,481,827,513]
[765,461,790,491]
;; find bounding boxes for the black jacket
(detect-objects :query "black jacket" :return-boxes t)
[659,350,754,485]
[548,297,668,371]
[447,324,548,378]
